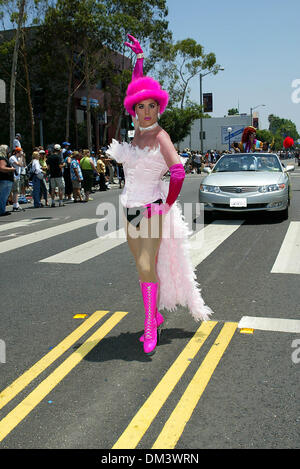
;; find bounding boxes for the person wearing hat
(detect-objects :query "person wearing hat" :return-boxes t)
[63,149,73,200]
[107,35,212,357]
[46,144,65,207]
[13,133,21,150]
[62,141,71,158]
[9,147,25,212]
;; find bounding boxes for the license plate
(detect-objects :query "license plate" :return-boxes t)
[230,198,247,207]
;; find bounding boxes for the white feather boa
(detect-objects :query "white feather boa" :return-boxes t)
[157,198,213,321]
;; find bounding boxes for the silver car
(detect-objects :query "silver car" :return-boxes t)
[199,153,294,221]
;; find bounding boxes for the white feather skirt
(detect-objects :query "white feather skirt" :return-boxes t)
[157,199,213,322]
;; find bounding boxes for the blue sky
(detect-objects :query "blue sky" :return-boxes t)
[166,0,300,132]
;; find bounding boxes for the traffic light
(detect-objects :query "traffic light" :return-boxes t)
[203,93,213,112]
[33,88,45,117]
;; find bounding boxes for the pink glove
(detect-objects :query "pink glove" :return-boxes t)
[143,164,185,219]
[124,34,143,54]
[124,34,144,80]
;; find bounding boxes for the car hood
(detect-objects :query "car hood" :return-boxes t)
[202,171,285,186]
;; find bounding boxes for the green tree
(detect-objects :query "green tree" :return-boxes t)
[1,0,26,148]
[154,38,219,109]
[228,108,239,115]
[268,114,299,141]
[159,102,207,146]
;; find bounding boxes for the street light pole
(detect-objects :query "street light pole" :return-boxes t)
[227,127,232,151]
[199,66,224,154]
[250,104,266,126]
[200,73,203,154]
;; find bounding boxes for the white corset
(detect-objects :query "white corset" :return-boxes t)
[106,139,169,208]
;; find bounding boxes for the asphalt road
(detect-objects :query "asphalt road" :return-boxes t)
[0,159,299,452]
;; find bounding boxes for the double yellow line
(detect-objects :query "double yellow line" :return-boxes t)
[113,321,237,449]
[0,310,127,443]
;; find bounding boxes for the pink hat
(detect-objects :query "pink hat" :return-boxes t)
[124,76,169,117]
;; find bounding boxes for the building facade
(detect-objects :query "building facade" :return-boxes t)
[180,114,252,152]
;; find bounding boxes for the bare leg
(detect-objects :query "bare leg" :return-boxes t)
[125,213,164,282]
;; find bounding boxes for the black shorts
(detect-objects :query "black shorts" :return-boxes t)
[124,199,163,228]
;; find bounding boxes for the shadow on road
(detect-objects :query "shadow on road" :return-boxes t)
[77,327,195,363]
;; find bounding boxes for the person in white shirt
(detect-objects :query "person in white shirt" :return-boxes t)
[19,150,27,202]
[9,147,25,212]
[31,151,45,208]
[194,152,202,174]
[13,133,21,150]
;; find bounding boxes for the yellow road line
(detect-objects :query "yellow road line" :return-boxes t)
[0,311,109,412]
[152,322,238,449]
[0,311,127,443]
[112,320,217,449]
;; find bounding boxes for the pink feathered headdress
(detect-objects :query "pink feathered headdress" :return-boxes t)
[124,76,169,117]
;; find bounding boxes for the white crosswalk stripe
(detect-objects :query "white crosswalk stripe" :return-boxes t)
[40,221,245,265]
[271,221,300,274]
[1,217,300,276]
[0,216,246,267]
[0,218,49,233]
[40,228,126,264]
[0,218,99,254]
[190,220,244,267]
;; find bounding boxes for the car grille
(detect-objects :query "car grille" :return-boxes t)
[213,203,268,209]
[220,186,259,193]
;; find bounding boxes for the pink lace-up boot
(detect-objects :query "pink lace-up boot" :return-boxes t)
[140,281,159,355]
[139,280,164,342]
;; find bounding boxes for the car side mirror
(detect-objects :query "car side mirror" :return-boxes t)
[285,165,295,172]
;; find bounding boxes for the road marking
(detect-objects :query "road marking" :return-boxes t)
[152,322,237,449]
[40,228,126,264]
[0,218,100,254]
[112,320,217,449]
[0,310,109,411]
[0,311,127,443]
[190,220,244,267]
[238,316,300,333]
[271,222,300,274]
[39,219,243,265]
[0,218,47,233]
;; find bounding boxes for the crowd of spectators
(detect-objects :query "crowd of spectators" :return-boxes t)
[1,134,297,217]
[0,134,125,216]
[179,148,225,174]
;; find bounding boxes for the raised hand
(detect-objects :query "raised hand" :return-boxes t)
[124,34,143,55]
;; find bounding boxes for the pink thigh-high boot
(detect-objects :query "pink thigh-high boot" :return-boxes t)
[140,281,159,355]
[139,280,164,342]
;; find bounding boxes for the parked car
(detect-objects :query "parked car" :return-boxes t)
[199,153,294,221]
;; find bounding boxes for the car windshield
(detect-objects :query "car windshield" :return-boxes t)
[212,154,282,173]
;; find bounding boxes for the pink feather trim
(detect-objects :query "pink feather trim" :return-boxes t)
[157,202,213,321]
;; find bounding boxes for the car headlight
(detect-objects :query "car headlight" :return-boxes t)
[258,184,285,193]
[200,184,221,193]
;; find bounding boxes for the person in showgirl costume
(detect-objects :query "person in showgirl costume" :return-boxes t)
[107,35,212,356]
[238,126,263,153]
